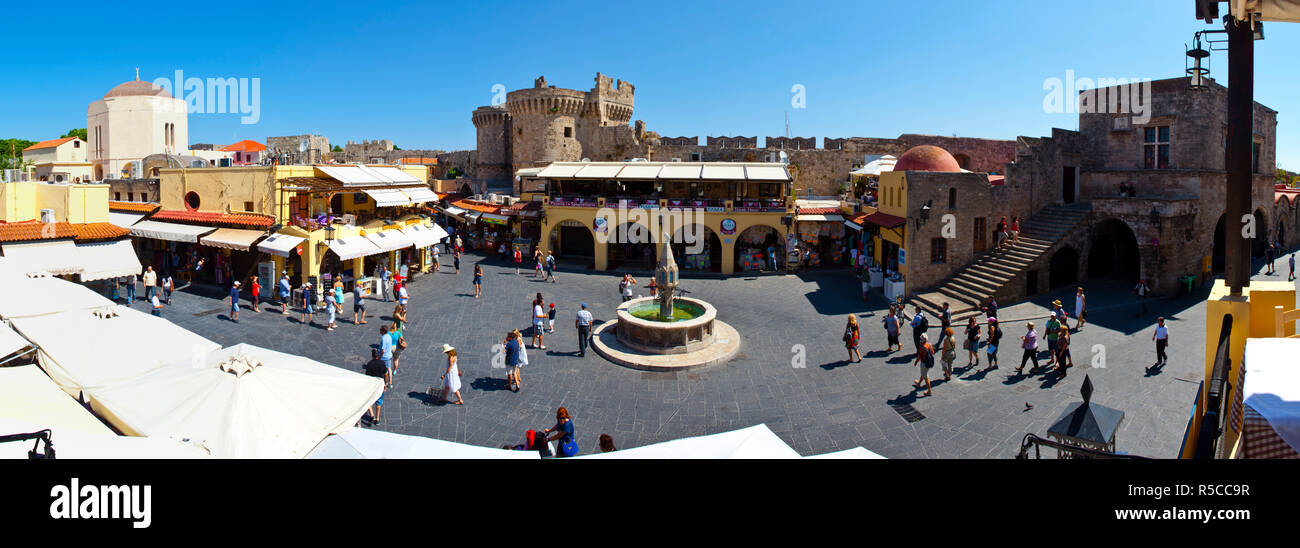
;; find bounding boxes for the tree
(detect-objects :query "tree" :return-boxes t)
[331,145,343,152]
[61,128,87,141]
[1,138,37,169]
[392,145,402,151]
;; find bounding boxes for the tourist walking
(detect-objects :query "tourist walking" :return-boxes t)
[545,251,557,282]
[162,272,174,304]
[439,344,464,405]
[619,274,637,302]
[1017,321,1039,375]
[1266,242,1276,275]
[1074,286,1087,330]
[150,293,164,317]
[513,247,522,274]
[498,242,507,262]
[844,315,861,363]
[911,333,935,396]
[364,352,388,425]
[353,282,367,324]
[940,327,956,381]
[576,303,594,357]
[229,281,241,322]
[1289,252,1296,281]
[389,321,406,373]
[544,407,578,457]
[964,316,981,367]
[985,317,1001,370]
[982,296,998,320]
[1152,316,1170,366]
[1051,299,1067,323]
[1010,216,1021,244]
[1044,312,1061,366]
[939,302,952,331]
[326,288,338,331]
[143,266,157,301]
[250,275,261,312]
[278,273,292,314]
[547,302,557,333]
[505,329,524,392]
[882,304,901,352]
[396,280,409,308]
[379,325,394,388]
[454,249,462,274]
[1055,325,1074,375]
[532,298,547,349]
[455,235,463,254]
[1134,277,1151,316]
[910,306,928,356]
[995,216,1008,249]
[301,282,315,325]
[431,244,440,272]
[124,274,136,304]
[473,264,483,298]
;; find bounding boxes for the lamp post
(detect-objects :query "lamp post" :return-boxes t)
[914,201,931,231]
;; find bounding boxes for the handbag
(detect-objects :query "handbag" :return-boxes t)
[559,439,580,457]
[398,336,408,349]
[1080,309,1088,320]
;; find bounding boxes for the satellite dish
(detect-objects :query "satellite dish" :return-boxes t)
[299,139,309,153]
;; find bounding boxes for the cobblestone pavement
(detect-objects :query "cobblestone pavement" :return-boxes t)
[146,251,1260,459]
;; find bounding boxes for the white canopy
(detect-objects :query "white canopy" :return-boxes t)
[371,166,424,184]
[75,239,142,282]
[0,365,115,437]
[364,188,412,207]
[256,233,306,257]
[0,273,115,320]
[574,424,803,459]
[400,224,444,249]
[129,220,216,243]
[328,236,383,261]
[804,447,887,459]
[307,428,540,459]
[1244,337,1300,453]
[429,223,450,243]
[107,211,146,228]
[0,321,32,360]
[199,228,265,251]
[10,306,221,397]
[365,229,413,253]
[0,240,82,275]
[86,343,383,459]
[0,417,209,459]
[852,155,897,176]
[401,187,440,204]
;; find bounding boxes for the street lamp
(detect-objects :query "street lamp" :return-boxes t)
[1149,207,1162,231]
[914,201,932,230]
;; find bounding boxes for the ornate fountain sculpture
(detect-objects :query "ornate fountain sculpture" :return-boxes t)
[654,228,679,319]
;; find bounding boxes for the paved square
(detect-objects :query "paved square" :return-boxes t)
[149,252,1249,458]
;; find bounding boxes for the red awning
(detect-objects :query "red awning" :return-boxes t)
[863,212,906,229]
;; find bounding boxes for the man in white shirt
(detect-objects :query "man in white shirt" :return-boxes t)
[142,266,158,301]
[150,294,164,317]
[532,301,547,350]
[1152,317,1169,366]
[575,303,594,357]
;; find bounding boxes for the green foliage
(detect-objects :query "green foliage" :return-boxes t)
[1,138,37,169]
[331,145,343,152]
[447,166,463,178]
[61,128,87,141]
[392,145,402,151]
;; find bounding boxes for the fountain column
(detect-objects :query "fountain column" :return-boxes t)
[654,228,679,319]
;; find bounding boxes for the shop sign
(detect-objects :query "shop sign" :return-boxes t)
[705,206,726,213]
[296,245,303,256]
[720,218,737,235]
[593,217,608,233]
[898,248,906,266]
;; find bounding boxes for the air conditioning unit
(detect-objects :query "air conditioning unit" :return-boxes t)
[671,158,682,162]
[1112,117,1131,132]
[40,209,55,223]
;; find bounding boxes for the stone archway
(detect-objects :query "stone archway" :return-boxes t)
[734,224,784,273]
[671,224,723,273]
[1049,245,1080,288]
[547,222,594,259]
[1087,218,1140,283]
[605,221,655,272]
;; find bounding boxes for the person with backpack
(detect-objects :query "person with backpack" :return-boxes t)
[882,304,901,352]
[1044,312,1061,367]
[844,315,861,363]
[544,407,578,457]
[619,274,637,302]
[1133,277,1151,316]
[300,282,315,325]
[964,316,981,367]
[910,306,928,356]
[547,302,557,333]
[363,348,389,425]
[911,333,935,396]
[162,272,174,304]
[939,327,957,381]
[545,251,557,282]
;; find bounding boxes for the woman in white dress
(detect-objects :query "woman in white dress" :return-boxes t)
[440,344,464,405]
[1074,287,1087,331]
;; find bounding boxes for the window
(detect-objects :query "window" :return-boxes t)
[948,188,957,210]
[1143,125,1170,169]
[759,183,780,198]
[1253,142,1261,174]
[114,192,121,201]
[930,238,947,264]
[184,191,201,211]
[690,152,701,162]
[127,192,134,202]
[73,141,80,148]
[244,201,255,212]
[564,127,572,138]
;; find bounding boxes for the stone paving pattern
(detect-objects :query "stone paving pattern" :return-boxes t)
[146,251,1271,459]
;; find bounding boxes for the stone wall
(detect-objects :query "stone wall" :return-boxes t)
[902,171,998,292]
[660,136,699,147]
[766,136,815,150]
[706,136,758,148]
[266,134,330,165]
[898,134,1018,173]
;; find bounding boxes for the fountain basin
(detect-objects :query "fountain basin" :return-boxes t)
[614,297,717,355]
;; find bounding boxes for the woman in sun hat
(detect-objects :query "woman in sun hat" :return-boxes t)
[438,344,463,405]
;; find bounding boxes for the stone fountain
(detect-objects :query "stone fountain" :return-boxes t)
[591,228,740,371]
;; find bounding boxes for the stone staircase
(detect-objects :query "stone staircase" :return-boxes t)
[909,204,1091,322]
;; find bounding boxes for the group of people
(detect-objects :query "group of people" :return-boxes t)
[1262,240,1296,281]
[116,266,175,317]
[994,215,1021,250]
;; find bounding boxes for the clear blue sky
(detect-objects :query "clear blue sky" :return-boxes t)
[3,0,1297,170]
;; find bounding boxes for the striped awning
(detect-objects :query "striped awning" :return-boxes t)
[129,220,216,243]
[0,240,82,276]
[199,228,266,251]
[256,233,306,257]
[75,240,142,282]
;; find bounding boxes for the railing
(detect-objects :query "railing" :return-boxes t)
[1015,433,1149,459]
[547,196,599,207]
[1194,314,1234,459]
[1274,305,1300,338]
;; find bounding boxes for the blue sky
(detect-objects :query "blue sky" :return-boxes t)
[3,0,1297,169]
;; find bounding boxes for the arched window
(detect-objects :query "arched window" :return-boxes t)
[948,188,957,210]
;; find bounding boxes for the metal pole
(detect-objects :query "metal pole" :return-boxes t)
[1225,16,1253,295]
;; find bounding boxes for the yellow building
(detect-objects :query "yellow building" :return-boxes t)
[22,137,94,183]
[529,161,795,275]
[0,181,140,289]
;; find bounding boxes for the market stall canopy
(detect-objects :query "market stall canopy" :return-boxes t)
[402,187,439,204]
[863,211,906,229]
[803,447,887,459]
[795,214,845,222]
[107,211,146,229]
[328,236,383,261]
[199,228,265,251]
[256,233,306,257]
[129,220,217,243]
[851,155,897,176]
[0,240,82,276]
[10,306,221,397]
[74,240,142,282]
[441,205,468,218]
[364,188,412,207]
[0,271,115,320]
[480,213,509,225]
[307,428,540,459]
[400,224,445,249]
[0,322,33,362]
[0,366,115,437]
[0,417,209,459]
[364,229,413,253]
[86,343,383,459]
[1243,337,1300,453]
[464,211,482,223]
[573,424,803,459]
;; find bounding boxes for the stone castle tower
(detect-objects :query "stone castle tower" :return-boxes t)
[472,73,642,188]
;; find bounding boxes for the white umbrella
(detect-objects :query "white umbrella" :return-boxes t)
[307,428,540,459]
[575,424,803,459]
[851,155,897,176]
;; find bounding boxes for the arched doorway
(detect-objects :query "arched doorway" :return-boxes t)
[735,225,783,273]
[548,221,594,260]
[1253,209,1268,257]
[605,221,653,271]
[671,225,722,273]
[1213,214,1226,274]
[459,183,473,195]
[1049,246,1079,288]
[1087,218,1140,283]
[1279,219,1287,249]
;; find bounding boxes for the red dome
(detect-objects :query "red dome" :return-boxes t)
[893,145,962,173]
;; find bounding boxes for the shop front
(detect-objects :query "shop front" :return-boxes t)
[734,224,784,273]
[197,227,270,291]
[127,220,218,284]
[794,213,849,269]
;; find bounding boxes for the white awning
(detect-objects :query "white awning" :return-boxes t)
[108,211,145,228]
[0,323,32,360]
[401,224,443,248]
[199,228,265,251]
[365,230,413,253]
[658,164,703,179]
[701,164,746,180]
[129,220,216,243]
[319,165,386,187]
[536,163,586,178]
[796,214,845,222]
[371,166,424,184]
[429,223,449,242]
[0,367,115,437]
[75,240,142,282]
[364,188,412,207]
[256,233,306,257]
[442,206,467,216]
[328,236,383,261]
[307,428,540,459]
[573,164,624,179]
[402,187,439,204]
[615,164,663,179]
[0,240,81,275]
[745,165,793,181]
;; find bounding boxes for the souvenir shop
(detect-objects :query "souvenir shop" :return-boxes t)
[734,225,785,273]
[794,217,848,269]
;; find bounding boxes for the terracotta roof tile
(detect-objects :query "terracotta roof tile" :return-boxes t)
[450,199,503,214]
[150,210,276,228]
[222,139,267,152]
[71,222,130,241]
[108,201,161,213]
[797,206,844,215]
[22,137,77,152]
[0,221,127,243]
